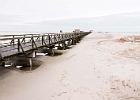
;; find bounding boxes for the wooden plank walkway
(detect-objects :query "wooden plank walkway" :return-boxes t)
[0,32,90,62]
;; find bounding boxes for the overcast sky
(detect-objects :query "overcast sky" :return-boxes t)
[0,0,140,32]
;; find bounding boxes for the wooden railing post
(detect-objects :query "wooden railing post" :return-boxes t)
[21,35,25,43]
[49,34,50,44]
[31,37,38,49]
[32,37,34,49]
[31,37,34,49]
[58,34,61,41]
[0,48,3,59]
[18,38,25,53]
[53,35,55,43]
[39,34,40,41]
[23,35,25,43]
[18,39,20,52]
[42,35,44,45]
[53,35,56,43]
[12,35,15,46]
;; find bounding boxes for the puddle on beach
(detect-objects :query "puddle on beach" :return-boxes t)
[20,65,40,71]
[19,59,42,71]
[3,51,64,71]
[46,52,63,56]
[18,52,64,71]
[2,47,73,71]
[3,58,42,71]
[19,51,63,71]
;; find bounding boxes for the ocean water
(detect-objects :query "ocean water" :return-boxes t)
[0,31,140,35]
[0,31,140,41]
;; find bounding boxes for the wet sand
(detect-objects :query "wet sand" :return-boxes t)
[0,33,140,100]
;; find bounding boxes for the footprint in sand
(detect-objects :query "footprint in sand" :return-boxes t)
[59,70,69,87]
[126,83,131,88]
[52,92,67,97]
[122,80,125,87]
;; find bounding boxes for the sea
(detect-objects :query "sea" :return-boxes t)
[0,31,140,36]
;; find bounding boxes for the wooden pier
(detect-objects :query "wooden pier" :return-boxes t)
[0,31,90,68]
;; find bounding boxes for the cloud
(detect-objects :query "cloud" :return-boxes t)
[1,11,139,27]
[22,12,140,32]
[0,0,140,22]
[0,14,26,25]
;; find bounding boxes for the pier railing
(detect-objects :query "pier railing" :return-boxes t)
[0,32,90,61]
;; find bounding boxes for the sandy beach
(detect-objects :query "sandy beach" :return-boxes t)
[0,33,140,100]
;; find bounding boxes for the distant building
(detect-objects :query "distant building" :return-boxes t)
[90,30,93,33]
[74,29,80,33]
[80,31,84,33]
[105,31,109,33]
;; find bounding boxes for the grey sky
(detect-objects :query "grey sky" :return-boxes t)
[0,0,140,32]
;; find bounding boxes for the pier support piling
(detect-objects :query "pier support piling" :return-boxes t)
[57,42,66,50]
[67,40,71,46]
[27,51,36,71]
[1,61,5,67]
[48,47,54,56]
[28,57,32,71]
[28,51,36,58]
[72,39,76,45]
[62,42,66,50]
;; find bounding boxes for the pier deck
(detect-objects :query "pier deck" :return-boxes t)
[0,32,90,63]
